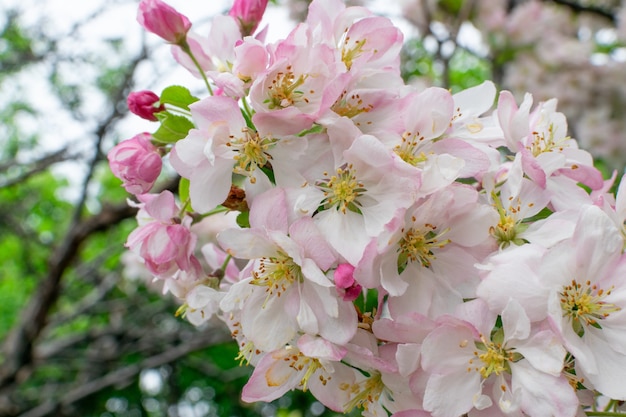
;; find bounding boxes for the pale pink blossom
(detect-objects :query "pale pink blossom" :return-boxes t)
[217,187,357,351]
[242,335,358,412]
[108,133,162,195]
[137,0,191,45]
[421,299,577,417]
[293,134,421,265]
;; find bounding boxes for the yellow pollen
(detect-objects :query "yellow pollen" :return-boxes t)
[316,164,365,214]
[527,124,569,157]
[560,279,620,336]
[397,224,450,271]
[342,372,384,413]
[342,37,367,70]
[393,131,429,167]
[266,68,309,109]
[251,253,302,306]
[227,127,276,182]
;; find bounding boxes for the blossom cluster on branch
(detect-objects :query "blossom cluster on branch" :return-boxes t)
[108,0,626,416]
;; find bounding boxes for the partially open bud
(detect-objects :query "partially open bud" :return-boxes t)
[137,0,191,45]
[228,0,269,36]
[127,90,165,121]
[108,132,163,195]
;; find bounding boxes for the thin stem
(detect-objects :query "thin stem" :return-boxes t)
[220,254,233,275]
[586,413,626,417]
[180,40,214,95]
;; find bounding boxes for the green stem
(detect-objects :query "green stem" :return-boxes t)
[180,40,214,96]
[220,254,233,274]
[586,413,626,416]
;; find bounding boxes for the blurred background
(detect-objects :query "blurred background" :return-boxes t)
[0,0,624,416]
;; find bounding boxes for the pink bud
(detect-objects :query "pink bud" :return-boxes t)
[126,191,198,279]
[108,133,163,195]
[137,0,191,45]
[228,0,269,36]
[127,90,165,121]
[334,263,362,302]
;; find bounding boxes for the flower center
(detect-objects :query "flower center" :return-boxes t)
[331,90,374,120]
[527,123,568,157]
[283,348,326,391]
[266,66,309,109]
[393,131,430,167]
[397,221,450,271]
[227,127,276,183]
[560,279,620,337]
[341,371,384,412]
[251,253,302,305]
[341,34,368,71]
[316,164,366,214]
[489,192,532,247]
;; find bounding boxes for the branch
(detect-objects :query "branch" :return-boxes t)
[0,201,139,392]
[0,148,74,189]
[545,0,617,23]
[16,327,232,417]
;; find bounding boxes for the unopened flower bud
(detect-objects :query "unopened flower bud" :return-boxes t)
[228,0,269,36]
[334,263,362,302]
[137,0,191,45]
[127,90,165,121]
[108,132,163,195]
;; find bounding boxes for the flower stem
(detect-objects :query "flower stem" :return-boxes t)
[586,412,626,416]
[180,40,214,96]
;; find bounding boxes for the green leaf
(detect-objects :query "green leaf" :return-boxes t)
[236,211,250,228]
[152,111,195,143]
[296,123,324,137]
[179,177,191,210]
[160,85,199,111]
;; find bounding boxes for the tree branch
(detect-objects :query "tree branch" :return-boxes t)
[545,0,617,23]
[16,327,232,417]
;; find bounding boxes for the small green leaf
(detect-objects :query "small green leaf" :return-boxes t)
[236,211,250,228]
[296,123,324,137]
[160,85,199,111]
[152,111,195,143]
[179,177,191,210]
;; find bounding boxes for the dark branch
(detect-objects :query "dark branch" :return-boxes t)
[545,0,617,22]
[17,327,232,417]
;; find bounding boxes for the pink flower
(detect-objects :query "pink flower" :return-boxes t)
[228,0,269,36]
[137,0,191,45]
[127,90,165,121]
[126,191,198,279]
[108,133,162,195]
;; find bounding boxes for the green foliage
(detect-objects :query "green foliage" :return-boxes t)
[0,12,40,78]
[159,85,199,111]
[447,48,491,92]
[153,111,195,143]
[401,38,438,83]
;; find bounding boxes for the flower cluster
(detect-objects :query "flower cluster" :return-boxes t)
[109,0,626,416]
